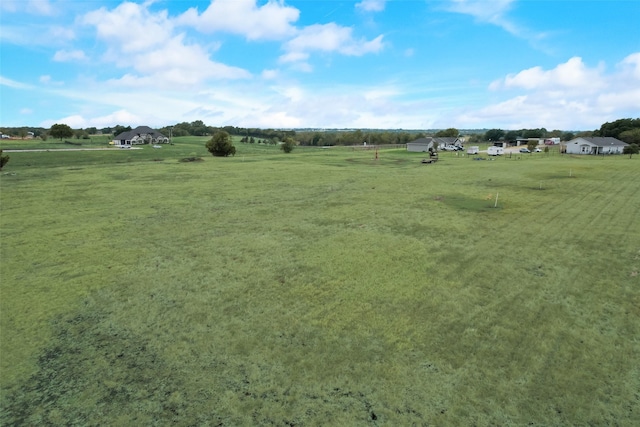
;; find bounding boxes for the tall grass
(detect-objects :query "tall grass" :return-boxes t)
[1,143,638,425]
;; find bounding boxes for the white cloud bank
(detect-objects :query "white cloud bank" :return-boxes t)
[176,0,300,40]
[81,2,251,88]
[450,54,640,129]
[280,23,384,66]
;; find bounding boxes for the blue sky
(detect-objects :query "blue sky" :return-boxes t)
[1,0,639,130]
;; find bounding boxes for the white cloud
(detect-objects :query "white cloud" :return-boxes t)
[20,108,33,115]
[453,53,640,129]
[281,23,384,64]
[42,110,144,129]
[0,25,74,47]
[261,69,279,80]
[177,0,299,41]
[444,0,550,48]
[619,52,640,79]
[53,49,87,62]
[81,2,250,89]
[49,26,76,41]
[490,57,605,92]
[106,36,250,88]
[83,2,173,54]
[446,0,514,23]
[39,75,64,86]
[0,76,34,90]
[356,0,387,12]
[27,0,54,15]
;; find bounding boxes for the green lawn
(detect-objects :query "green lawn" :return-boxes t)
[1,141,638,425]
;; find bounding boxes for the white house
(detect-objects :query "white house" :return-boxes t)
[407,137,434,152]
[434,136,464,150]
[564,137,628,155]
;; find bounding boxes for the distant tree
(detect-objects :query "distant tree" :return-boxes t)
[0,150,9,170]
[466,134,482,143]
[561,132,575,141]
[594,118,640,138]
[85,127,98,135]
[623,143,639,159]
[523,128,546,138]
[206,131,236,157]
[619,128,640,145]
[281,137,296,153]
[527,139,538,152]
[504,130,520,142]
[484,129,505,142]
[576,131,593,138]
[435,128,459,137]
[49,123,73,140]
[112,125,132,136]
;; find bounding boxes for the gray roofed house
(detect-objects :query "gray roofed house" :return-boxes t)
[406,137,434,152]
[112,126,169,146]
[564,137,628,155]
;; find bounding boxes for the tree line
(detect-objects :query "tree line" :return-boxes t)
[2,118,639,146]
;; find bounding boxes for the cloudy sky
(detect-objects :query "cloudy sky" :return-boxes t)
[1,0,639,130]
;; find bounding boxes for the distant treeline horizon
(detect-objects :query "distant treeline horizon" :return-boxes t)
[2,118,638,146]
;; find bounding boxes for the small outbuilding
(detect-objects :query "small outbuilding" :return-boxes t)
[112,126,169,147]
[407,137,434,152]
[564,137,628,155]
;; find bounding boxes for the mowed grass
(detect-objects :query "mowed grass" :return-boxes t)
[1,143,639,425]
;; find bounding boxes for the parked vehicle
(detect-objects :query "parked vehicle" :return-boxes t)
[444,145,457,151]
[467,146,479,155]
[534,147,542,152]
[487,146,504,156]
[520,148,531,153]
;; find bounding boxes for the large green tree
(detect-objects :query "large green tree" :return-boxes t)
[206,131,236,157]
[618,128,640,145]
[435,128,459,137]
[594,118,640,139]
[49,123,73,140]
[484,129,504,142]
[504,130,520,142]
[523,128,547,138]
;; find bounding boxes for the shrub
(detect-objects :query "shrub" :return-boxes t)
[281,137,296,153]
[0,150,9,170]
[206,131,236,157]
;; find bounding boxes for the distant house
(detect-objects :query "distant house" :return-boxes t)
[433,137,464,150]
[564,137,628,155]
[112,126,169,147]
[407,137,434,152]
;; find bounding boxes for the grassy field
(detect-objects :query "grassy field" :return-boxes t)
[1,139,639,425]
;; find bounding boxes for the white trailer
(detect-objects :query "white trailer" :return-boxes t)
[467,146,479,155]
[487,146,504,156]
